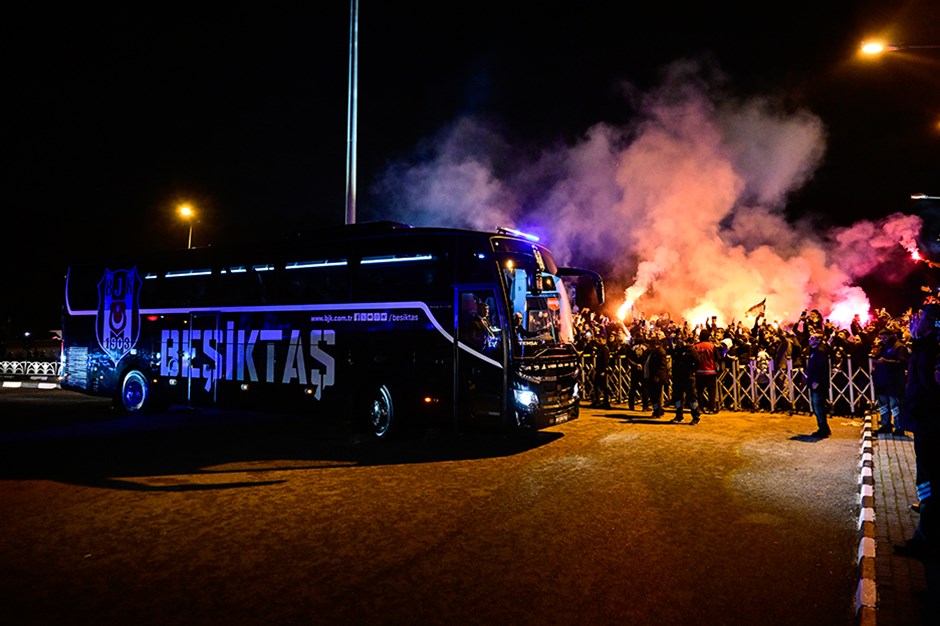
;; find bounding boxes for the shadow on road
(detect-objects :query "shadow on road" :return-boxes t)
[0,390,559,489]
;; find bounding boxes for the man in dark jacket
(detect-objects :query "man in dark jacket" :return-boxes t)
[894,303,940,561]
[872,327,910,436]
[590,330,612,410]
[805,333,831,438]
[644,331,670,418]
[670,336,702,425]
[625,337,649,411]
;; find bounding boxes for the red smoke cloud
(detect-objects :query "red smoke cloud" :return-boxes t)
[376,62,924,327]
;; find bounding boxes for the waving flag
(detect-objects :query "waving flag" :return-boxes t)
[745,298,766,318]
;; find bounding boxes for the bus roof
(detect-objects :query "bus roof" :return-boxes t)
[65,222,552,270]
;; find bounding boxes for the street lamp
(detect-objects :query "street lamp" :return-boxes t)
[178,203,195,249]
[912,193,940,200]
[860,40,891,56]
[860,39,940,57]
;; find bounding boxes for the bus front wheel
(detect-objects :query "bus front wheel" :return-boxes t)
[369,384,396,439]
[117,369,150,413]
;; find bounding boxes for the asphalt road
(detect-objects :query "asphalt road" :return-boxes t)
[0,389,861,625]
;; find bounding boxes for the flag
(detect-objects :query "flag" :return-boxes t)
[745,298,766,318]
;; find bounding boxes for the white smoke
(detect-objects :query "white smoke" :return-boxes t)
[372,61,923,327]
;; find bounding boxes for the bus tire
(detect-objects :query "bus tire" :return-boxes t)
[369,384,396,439]
[117,369,151,413]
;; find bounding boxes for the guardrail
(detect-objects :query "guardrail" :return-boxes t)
[581,355,875,417]
[0,360,63,388]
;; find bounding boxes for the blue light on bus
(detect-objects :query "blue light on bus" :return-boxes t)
[497,227,540,242]
[286,260,348,270]
[166,269,213,278]
[361,254,433,265]
[252,264,275,272]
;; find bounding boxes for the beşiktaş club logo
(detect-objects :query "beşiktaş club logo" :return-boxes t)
[96,267,142,364]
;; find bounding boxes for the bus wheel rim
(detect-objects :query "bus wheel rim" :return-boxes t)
[123,372,147,411]
[371,385,393,437]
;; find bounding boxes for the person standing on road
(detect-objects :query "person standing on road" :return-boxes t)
[805,332,832,438]
[644,331,670,418]
[871,326,910,436]
[894,302,940,560]
[625,336,650,412]
[590,329,612,410]
[669,335,702,425]
[693,329,718,413]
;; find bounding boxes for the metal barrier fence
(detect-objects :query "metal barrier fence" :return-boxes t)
[1,360,62,379]
[581,354,876,416]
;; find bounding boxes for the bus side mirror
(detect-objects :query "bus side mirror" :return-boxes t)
[557,268,605,307]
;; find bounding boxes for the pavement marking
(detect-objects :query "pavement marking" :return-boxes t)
[855,414,877,621]
[858,536,876,560]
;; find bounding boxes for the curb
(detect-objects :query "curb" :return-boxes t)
[0,381,60,390]
[856,413,877,625]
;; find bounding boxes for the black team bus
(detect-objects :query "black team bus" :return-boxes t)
[61,222,604,438]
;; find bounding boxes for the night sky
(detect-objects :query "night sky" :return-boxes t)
[3,1,940,340]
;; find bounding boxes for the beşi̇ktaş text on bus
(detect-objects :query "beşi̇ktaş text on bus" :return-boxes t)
[160,324,336,398]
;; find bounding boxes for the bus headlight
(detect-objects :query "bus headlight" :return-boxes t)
[514,388,539,408]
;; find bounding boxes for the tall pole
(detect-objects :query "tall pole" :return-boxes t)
[345,0,358,225]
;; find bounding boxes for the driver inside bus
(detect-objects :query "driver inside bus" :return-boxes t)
[467,299,499,352]
[512,311,539,340]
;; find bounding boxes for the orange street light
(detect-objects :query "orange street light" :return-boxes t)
[860,39,940,57]
[860,40,893,56]
[178,203,195,249]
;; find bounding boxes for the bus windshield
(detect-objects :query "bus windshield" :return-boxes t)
[499,258,575,356]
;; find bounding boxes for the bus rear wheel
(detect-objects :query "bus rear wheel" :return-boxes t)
[369,384,396,439]
[117,369,151,413]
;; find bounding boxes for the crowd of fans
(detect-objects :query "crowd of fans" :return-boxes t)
[572,301,928,412]
[575,304,922,369]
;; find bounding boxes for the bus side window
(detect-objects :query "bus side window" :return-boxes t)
[283,262,349,304]
[459,290,502,354]
[217,267,263,305]
[353,253,447,302]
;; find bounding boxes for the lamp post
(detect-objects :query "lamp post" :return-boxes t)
[178,204,195,249]
[345,0,358,225]
[860,39,940,56]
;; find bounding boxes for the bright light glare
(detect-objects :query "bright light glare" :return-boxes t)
[178,204,194,219]
[514,389,538,407]
[499,226,540,242]
[861,41,885,55]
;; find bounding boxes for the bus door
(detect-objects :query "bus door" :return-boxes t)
[455,286,507,428]
[187,311,221,407]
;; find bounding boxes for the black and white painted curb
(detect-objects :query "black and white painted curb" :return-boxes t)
[856,413,876,624]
